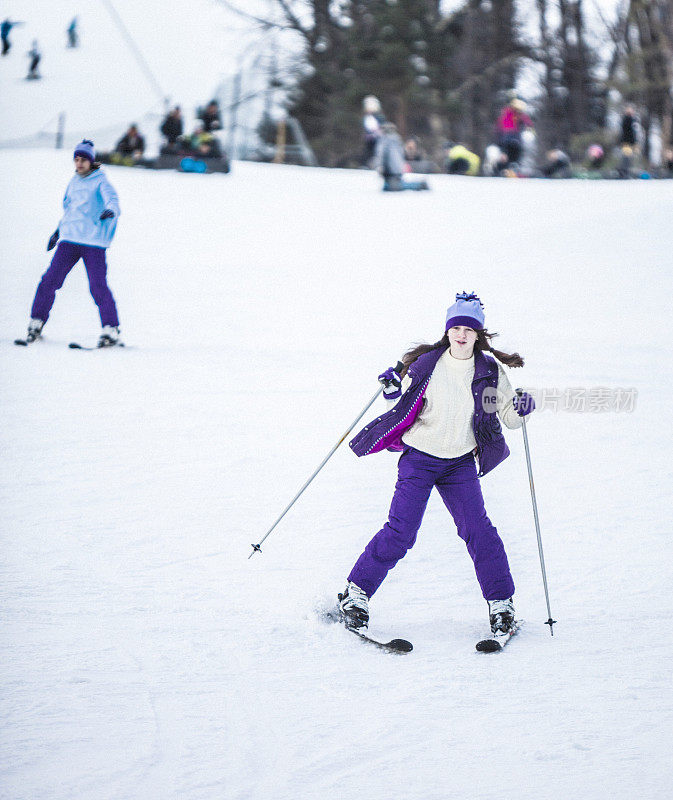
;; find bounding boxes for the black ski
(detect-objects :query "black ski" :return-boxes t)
[320,603,412,653]
[69,342,126,350]
[347,627,413,653]
[476,620,523,652]
[14,338,31,346]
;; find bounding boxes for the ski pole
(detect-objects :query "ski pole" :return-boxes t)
[516,389,557,635]
[249,361,404,558]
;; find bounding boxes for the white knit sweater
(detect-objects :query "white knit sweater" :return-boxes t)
[389,349,523,459]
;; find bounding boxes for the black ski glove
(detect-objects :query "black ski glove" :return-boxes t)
[100,209,115,220]
[47,229,59,251]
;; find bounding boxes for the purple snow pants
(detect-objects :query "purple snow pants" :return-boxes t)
[31,241,119,327]
[348,448,515,601]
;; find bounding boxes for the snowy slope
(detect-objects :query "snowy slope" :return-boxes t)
[1,150,672,800]
[0,0,249,148]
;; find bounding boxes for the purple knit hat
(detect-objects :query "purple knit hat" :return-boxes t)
[445,291,485,330]
[73,139,95,162]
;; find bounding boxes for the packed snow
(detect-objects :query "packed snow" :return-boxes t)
[2,1,672,797]
[1,149,672,799]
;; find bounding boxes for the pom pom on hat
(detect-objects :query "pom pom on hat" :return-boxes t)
[73,139,95,162]
[445,291,485,331]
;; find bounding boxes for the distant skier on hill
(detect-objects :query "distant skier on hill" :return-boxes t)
[1,18,23,56]
[26,40,41,79]
[67,17,78,48]
[339,293,535,638]
[20,140,123,348]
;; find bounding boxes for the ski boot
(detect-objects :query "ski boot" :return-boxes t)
[488,597,516,635]
[338,581,369,632]
[97,326,122,348]
[25,318,44,343]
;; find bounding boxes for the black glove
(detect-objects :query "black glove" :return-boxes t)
[47,229,59,251]
[100,209,115,220]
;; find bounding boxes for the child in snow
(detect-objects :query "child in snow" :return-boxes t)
[340,292,535,636]
[22,140,122,347]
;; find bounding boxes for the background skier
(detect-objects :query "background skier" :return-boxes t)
[26,39,41,79]
[340,292,535,637]
[20,140,122,347]
[67,17,78,48]
[1,18,22,55]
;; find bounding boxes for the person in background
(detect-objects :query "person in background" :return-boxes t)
[617,145,635,179]
[361,95,384,168]
[20,140,123,348]
[663,147,673,176]
[586,143,605,171]
[619,105,638,148]
[339,292,535,637]
[67,17,78,48]
[115,124,146,160]
[446,143,481,176]
[495,97,533,167]
[160,106,183,151]
[26,40,41,79]
[375,123,429,191]
[541,148,571,178]
[617,105,640,178]
[404,136,423,164]
[198,100,222,132]
[2,18,22,56]
[189,124,222,158]
[483,144,508,176]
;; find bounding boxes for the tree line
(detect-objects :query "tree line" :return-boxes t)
[219,0,673,167]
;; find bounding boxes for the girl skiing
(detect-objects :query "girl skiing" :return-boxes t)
[21,140,122,347]
[340,292,535,636]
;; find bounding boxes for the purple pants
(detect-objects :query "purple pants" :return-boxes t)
[348,448,515,601]
[31,241,119,327]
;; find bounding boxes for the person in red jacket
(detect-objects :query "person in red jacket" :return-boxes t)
[496,98,533,167]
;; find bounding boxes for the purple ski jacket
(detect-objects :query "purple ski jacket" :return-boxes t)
[349,346,510,477]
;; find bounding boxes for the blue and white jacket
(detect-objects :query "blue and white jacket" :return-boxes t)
[58,168,120,249]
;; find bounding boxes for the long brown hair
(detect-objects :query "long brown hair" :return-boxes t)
[400,329,524,376]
